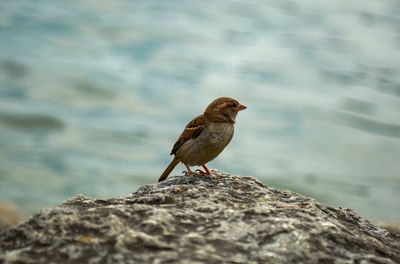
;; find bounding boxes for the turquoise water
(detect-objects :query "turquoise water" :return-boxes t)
[0,1,399,221]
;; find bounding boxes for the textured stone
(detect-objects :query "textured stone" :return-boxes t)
[1,171,399,263]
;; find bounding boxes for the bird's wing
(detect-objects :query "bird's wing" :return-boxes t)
[170,114,206,155]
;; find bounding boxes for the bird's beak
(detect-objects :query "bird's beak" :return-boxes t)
[238,104,247,111]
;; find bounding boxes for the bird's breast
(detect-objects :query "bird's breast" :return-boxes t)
[176,122,234,166]
[202,122,234,147]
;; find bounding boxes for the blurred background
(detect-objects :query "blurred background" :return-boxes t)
[0,1,399,223]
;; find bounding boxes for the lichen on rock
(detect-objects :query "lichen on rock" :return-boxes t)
[1,171,399,263]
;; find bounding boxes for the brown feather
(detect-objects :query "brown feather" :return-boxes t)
[158,158,179,182]
[170,114,206,155]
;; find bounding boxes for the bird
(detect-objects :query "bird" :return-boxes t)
[158,97,246,182]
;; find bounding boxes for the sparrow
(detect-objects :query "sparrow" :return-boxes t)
[158,97,246,182]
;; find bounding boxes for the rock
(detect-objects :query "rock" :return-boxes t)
[1,171,399,263]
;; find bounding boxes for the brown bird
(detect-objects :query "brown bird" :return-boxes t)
[158,97,246,182]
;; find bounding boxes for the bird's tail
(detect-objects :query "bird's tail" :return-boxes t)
[158,158,180,182]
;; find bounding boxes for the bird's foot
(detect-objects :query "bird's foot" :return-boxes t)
[195,169,222,180]
[196,164,213,176]
[195,169,211,175]
[183,170,196,176]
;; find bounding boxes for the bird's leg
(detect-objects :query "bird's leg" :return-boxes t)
[195,164,212,175]
[202,164,211,174]
[183,163,195,176]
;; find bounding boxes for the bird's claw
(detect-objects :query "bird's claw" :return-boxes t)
[182,169,214,177]
[195,169,210,175]
[183,170,195,176]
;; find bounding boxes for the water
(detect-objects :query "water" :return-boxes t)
[0,1,399,221]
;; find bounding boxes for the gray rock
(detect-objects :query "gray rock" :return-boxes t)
[1,171,399,263]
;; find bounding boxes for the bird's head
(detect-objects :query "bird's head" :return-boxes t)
[204,97,246,123]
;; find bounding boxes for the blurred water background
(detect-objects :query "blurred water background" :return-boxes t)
[0,1,399,221]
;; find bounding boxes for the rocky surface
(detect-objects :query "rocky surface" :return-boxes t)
[376,222,400,236]
[1,171,399,263]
